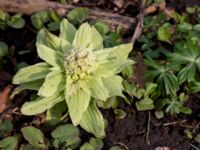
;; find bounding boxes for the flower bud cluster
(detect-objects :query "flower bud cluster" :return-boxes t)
[64,48,95,80]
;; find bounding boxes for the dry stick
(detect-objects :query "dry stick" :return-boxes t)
[131,0,145,45]
[0,0,136,31]
[146,111,151,144]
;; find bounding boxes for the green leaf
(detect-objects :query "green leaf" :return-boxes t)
[67,8,89,25]
[94,43,133,62]
[157,23,171,42]
[46,101,67,125]
[80,102,105,138]
[21,126,46,149]
[179,106,192,114]
[93,21,110,34]
[0,10,9,21]
[0,120,13,134]
[47,21,60,31]
[102,75,124,97]
[31,11,49,30]
[194,134,200,143]
[80,138,103,150]
[66,87,90,125]
[145,82,157,96]
[7,13,25,29]
[10,79,44,99]
[60,19,77,43]
[178,64,196,84]
[0,41,8,57]
[38,70,64,97]
[90,26,103,50]
[190,81,200,93]
[72,23,91,49]
[21,93,64,115]
[177,22,192,32]
[37,29,62,51]
[36,43,62,66]
[0,136,19,150]
[193,24,200,32]
[114,109,126,119]
[155,110,164,119]
[94,59,134,77]
[51,124,81,149]
[72,23,103,50]
[135,97,155,111]
[86,77,109,101]
[123,80,137,96]
[12,63,50,84]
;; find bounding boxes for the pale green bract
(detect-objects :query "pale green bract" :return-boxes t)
[12,19,134,137]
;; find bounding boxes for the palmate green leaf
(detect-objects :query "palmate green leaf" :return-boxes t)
[66,87,90,125]
[38,70,65,97]
[13,63,50,84]
[36,43,62,67]
[94,59,134,77]
[0,136,19,150]
[144,57,160,69]
[86,76,109,101]
[102,75,124,98]
[80,102,105,138]
[93,43,133,62]
[189,81,200,93]
[158,72,179,96]
[60,19,77,43]
[72,23,103,50]
[21,93,64,115]
[21,126,46,149]
[37,29,62,51]
[178,63,196,84]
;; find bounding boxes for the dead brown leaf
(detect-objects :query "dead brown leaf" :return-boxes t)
[0,85,12,113]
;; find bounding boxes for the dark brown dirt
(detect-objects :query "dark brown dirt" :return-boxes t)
[103,96,200,150]
[1,1,200,149]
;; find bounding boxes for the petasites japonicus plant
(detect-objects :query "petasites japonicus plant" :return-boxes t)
[12,19,134,137]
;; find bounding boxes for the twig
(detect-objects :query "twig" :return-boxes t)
[146,111,151,144]
[0,0,136,31]
[131,0,145,44]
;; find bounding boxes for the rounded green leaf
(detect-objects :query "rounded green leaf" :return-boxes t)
[0,41,8,57]
[0,136,19,150]
[21,126,46,149]
[13,63,50,84]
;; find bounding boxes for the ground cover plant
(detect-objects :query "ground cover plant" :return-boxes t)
[0,0,200,149]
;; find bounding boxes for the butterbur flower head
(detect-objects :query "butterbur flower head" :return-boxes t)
[64,48,95,80]
[12,19,134,137]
